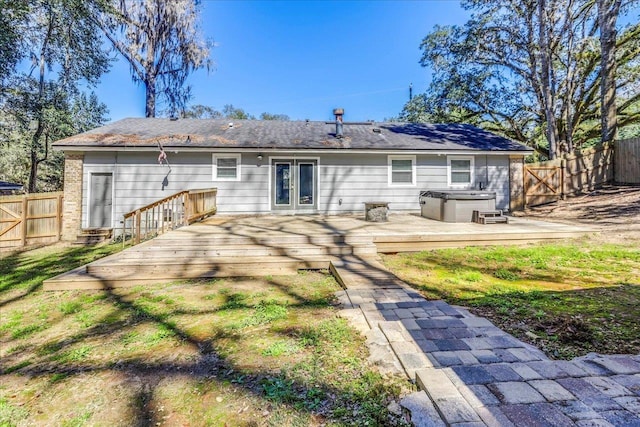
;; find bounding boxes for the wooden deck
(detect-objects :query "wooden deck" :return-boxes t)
[44,214,595,290]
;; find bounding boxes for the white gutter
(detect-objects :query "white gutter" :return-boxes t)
[53,146,533,155]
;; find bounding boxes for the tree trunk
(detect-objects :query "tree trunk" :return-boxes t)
[28,20,50,193]
[598,0,621,144]
[145,74,156,118]
[539,0,560,159]
[28,139,39,193]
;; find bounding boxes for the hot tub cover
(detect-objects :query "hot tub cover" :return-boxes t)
[420,190,497,200]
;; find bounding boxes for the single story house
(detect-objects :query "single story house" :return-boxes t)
[53,111,533,240]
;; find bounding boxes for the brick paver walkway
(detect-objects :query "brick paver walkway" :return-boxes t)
[333,256,640,427]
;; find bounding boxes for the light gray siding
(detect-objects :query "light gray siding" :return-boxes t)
[318,153,449,213]
[474,155,510,210]
[82,151,268,228]
[81,150,514,227]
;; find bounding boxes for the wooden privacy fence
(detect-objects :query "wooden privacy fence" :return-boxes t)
[615,137,640,184]
[0,192,63,250]
[525,143,615,207]
[524,162,564,207]
[122,188,217,245]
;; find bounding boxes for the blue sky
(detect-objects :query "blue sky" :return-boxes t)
[95,1,471,123]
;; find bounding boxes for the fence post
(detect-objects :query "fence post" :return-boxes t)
[611,141,616,184]
[184,193,190,225]
[135,210,141,245]
[20,196,28,246]
[56,193,63,241]
[560,158,566,200]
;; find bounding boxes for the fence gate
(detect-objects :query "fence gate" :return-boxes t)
[615,137,640,184]
[0,201,22,244]
[0,192,63,250]
[524,164,563,207]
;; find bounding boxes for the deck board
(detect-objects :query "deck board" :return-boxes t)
[43,214,595,290]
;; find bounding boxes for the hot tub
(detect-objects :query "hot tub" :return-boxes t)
[419,190,496,222]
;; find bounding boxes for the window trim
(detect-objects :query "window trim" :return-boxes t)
[212,154,241,181]
[388,155,416,187]
[447,155,474,187]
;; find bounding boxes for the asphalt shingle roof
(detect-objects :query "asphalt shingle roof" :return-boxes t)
[53,118,533,152]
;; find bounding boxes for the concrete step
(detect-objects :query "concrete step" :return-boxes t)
[80,227,113,236]
[74,235,110,245]
[74,228,112,245]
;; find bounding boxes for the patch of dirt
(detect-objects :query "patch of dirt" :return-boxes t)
[471,307,612,359]
[522,184,640,243]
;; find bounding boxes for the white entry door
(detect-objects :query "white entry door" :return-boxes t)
[89,173,113,227]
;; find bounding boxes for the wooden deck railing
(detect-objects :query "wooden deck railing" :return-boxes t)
[122,188,217,246]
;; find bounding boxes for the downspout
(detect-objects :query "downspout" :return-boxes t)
[485,155,489,190]
[115,151,118,235]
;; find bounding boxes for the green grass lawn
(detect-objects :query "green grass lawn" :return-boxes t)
[382,237,640,359]
[5,235,638,425]
[0,244,410,427]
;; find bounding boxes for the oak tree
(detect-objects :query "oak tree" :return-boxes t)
[407,0,640,158]
[0,0,110,192]
[598,0,622,144]
[97,0,212,118]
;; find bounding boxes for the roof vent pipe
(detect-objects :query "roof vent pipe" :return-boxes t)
[333,108,344,139]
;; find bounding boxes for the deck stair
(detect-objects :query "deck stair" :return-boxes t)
[44,232,377,290]
[74,228,113,245]
[44,213,593,291]
[472,209,509,224]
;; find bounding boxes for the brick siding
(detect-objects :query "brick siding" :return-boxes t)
[61,153,83,241]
